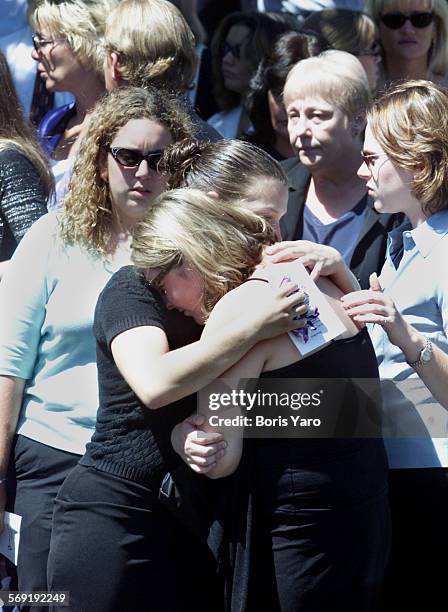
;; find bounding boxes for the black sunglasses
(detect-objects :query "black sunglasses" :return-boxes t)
[222,41,242,60]
[380,12,434,30]
[106,147,163,170]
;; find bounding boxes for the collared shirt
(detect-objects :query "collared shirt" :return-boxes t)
[369,211,448,468]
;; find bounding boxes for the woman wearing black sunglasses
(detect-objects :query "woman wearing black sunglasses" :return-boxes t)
[208,11,298,138]
[366,0,448,85]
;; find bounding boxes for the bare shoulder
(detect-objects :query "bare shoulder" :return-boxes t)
[207,280,272,323]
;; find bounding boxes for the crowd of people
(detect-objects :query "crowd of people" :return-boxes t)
[0,1,447,611]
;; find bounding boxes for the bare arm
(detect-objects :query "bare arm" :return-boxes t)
[189,286,277,478]
[111,280,305,409]
[0,376,25,531]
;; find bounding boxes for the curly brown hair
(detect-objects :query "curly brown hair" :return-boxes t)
[59,87,193,255]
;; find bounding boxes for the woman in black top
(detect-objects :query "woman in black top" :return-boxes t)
[173,279,390,612]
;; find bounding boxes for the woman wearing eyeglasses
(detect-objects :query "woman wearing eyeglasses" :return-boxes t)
[0,86,194,605]
[30,0,118,203]
[366,0,448,85]
[342,80,448,610]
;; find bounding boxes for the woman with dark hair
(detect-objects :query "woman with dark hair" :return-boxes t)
[245,31,322,160]
[0,49,51,277]
[208,11,296,138]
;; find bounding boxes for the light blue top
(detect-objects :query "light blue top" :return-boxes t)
[0,213,130,455]
[369,211,448,468]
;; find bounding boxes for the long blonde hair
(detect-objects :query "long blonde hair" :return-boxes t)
[132,188,275,315]
[0,50,53,197]
[59,87,192,255]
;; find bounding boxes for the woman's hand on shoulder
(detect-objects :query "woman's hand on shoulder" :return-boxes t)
[206,277,308,342]
[264,240,360,293]
[265,240,343,279]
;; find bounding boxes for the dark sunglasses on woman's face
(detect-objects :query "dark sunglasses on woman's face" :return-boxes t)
[222,41,242,60]
[380,12,434,30]
[106,147,163,170]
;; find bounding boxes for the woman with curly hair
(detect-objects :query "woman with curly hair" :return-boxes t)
[0,49,52,276]
[0,85,192,602]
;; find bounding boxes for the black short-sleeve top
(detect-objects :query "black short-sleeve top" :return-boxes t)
[81,266,197,487]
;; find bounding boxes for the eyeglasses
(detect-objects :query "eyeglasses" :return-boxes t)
[32,32,65,52]
[106,147,164,170]
[222,41,242,60]
[380,12,434,30]
[361,152,389,170]
[357,43,382,57]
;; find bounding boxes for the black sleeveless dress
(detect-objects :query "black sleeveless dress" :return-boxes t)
[222,328,390,612]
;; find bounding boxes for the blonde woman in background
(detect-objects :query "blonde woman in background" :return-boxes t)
[103,0,221,142]
[366,0,448,85]
[0,49,51,278]
[30,0,118,200]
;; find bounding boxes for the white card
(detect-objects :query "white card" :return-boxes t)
[0,512,21,565]
[263,261,347,356]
